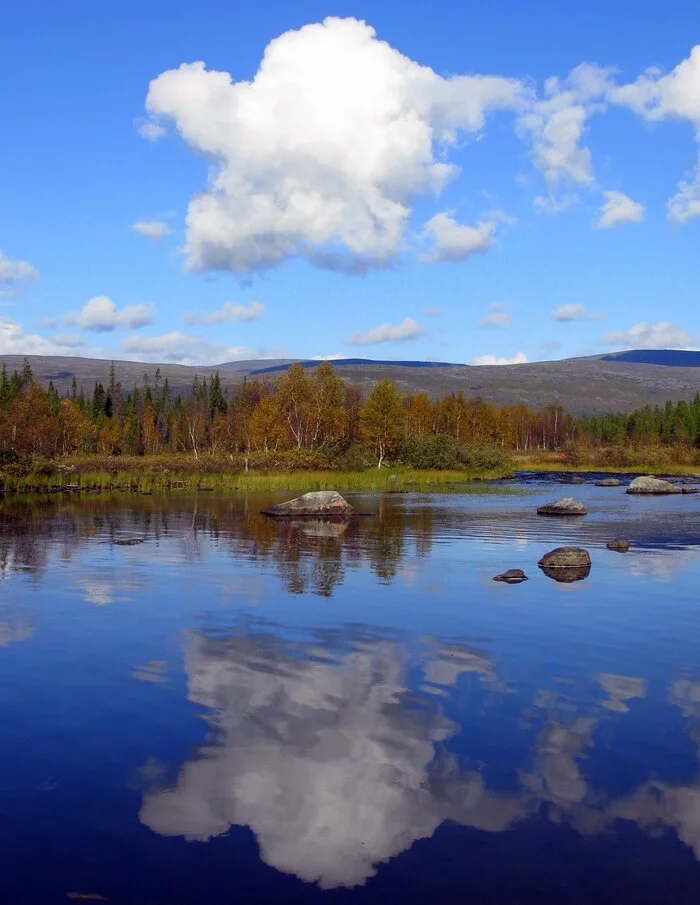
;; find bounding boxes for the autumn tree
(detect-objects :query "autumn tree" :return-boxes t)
[309,362,346,449]
[277,363,313,448]
[249,396,284,452]
[360,378,405,468]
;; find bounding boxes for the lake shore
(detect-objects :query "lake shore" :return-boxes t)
[2,452,698,495]
[513,453,700,476]
[0,463,510,495]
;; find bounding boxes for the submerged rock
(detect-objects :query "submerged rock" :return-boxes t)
[538,546,591,583]
[537,497,587,516]
[596,478,621,487]
[607,539,631,553]
[493,569,528,584]
[558,475,586,484]
[682,486,700,494]
[626,476,681,495]
[113,538,144,546]
[262,490,356,518]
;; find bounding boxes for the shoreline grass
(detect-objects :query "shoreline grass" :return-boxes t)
[512,454,700,476]
[2,451,698,497]
[0,463,512,495]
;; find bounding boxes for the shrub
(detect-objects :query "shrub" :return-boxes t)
[395,434,509,471]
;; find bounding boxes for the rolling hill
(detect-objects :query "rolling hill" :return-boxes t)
[2,351,700,414]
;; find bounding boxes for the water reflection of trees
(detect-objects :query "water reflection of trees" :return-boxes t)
[139,624,700,888]
[0,495,436,596]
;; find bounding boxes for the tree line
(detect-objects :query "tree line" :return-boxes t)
[1,358,698,468]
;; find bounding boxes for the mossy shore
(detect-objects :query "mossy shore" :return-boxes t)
[0,458,513,495]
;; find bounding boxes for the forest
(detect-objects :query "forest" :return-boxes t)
[1,358,700,473]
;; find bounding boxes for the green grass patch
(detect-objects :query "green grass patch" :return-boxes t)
[0,457,513,495]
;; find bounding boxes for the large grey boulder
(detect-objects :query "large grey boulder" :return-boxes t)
[626,476,681,495]
[262,490,355,518]
[538,546,591,583]
[537,497,587,516]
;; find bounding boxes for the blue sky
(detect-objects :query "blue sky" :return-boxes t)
[1,0,699,366]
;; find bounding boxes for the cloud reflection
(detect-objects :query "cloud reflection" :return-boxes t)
[140,626,700,888]
[140,628,520,888]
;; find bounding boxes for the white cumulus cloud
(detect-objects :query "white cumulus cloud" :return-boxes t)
[595,191,645,228]
[132,219,172,239]
[668,156,700,224]
[421,212,496,263]
[478,304,511,327]
[552,304,599,322]
[603,321,696,350]
[0,250,40,297]
[517,64,613,199]
[141,17,526,274]
[347,317,424,346]
[472,352,528,365]
[121,332,261,366]
[610,46,700,136]
[184,300,265,326]
[65,295,155,332]
[0,317,96,356]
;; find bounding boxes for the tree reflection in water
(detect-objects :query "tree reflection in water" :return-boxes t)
[0,493,436,597]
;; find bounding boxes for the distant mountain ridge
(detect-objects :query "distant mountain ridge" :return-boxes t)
[1,350,700,414]
[601,350,700,367]
[246,358,459,375]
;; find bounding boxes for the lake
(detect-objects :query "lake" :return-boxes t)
[2,477,700,904]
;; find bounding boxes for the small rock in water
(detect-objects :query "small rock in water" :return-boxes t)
[607,539,631,553]
[113,538,144,546]
[596,478,621,487]
[537,497,587,516]
[558,475,586,484]
[538,546,591,583]
[262,490,356,518]
[493,569,528,584]
[626,476,681,495]
[681,486,700,494]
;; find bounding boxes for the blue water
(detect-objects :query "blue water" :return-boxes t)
[2,480,700,903]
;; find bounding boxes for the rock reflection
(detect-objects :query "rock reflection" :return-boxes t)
[0,494,435,597]
[539,562,591,583]
[140,626,521,888]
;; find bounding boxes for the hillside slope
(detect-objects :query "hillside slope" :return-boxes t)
[1,352,699,414]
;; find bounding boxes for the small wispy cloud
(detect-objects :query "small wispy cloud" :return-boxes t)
[552,304,600,322]
[184,300,265,326]
[132,219,172,240]
[478,304,511,328]
[347,317,424,346]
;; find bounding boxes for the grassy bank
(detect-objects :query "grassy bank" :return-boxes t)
[0,454,513,495]
[513,453,700,476]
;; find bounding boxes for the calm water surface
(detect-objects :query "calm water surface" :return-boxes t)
[2,479,700,904]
